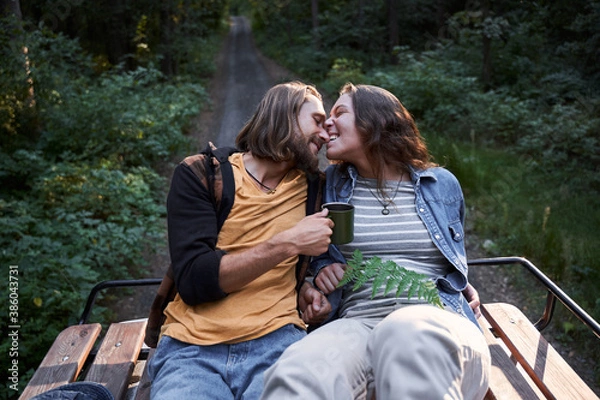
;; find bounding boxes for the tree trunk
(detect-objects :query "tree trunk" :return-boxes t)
[1,0,39,138]
[357,0,365,53]
[0,0,22,19]
[160,0,176,76]
[481,0,493,90]
[311,0,319,50]
[105,0,132,68]
[0,0,33,106]
[388,0,399,64]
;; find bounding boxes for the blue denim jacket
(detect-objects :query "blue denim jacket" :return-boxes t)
[312,164,480,328]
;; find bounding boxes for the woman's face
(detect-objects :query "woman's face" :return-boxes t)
[325,94,366,165]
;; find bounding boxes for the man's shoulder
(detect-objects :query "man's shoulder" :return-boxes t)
[182,153,209,167]
[180,145,240,178]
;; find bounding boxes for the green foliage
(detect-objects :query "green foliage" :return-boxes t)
[0,20,218,397]
[37,65,205,166]
[427,136,600,311]
[253,0,389,84]
[0,152,167,394]
[518,101,600,191]
[20,0,230,75]
[322,58,365,96]
[339,250,443,308]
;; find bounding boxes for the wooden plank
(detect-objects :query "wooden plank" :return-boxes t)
[19,323,101,399]
[482,303,599,400]
[133,348,155,400]
[85,320,147,400]
[478,314,544,399]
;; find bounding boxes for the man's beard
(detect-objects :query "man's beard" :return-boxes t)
[288,135,320,174]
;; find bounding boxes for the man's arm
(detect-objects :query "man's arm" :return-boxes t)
[168,163,334,304]
[218,209,333,293]
[167,163,227,305]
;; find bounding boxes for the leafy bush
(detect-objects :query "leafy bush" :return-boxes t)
[0,25,213,396]
[38,66,206,166]
[0,152,167,392]
[321,58,365,96]
[364,48,536,147]
[519,101,600,191]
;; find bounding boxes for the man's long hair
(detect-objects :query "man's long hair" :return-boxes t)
[236,81,322,163]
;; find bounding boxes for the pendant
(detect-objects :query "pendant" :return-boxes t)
[382,207,390,215]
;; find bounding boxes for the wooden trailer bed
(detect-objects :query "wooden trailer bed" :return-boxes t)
[19,257,600,400]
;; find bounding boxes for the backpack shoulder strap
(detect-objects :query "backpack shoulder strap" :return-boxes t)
[185,142,239,230]
[145,143,239,347]
[205,144,239,230]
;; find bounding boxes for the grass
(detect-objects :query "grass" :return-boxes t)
[429,134,600,291]
[427,132,600,380]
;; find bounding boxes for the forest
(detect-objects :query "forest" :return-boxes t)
[1,0,599,396]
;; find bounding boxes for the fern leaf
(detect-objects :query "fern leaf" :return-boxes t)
[406,278,420,300]
[338,266,354,287]
[339,250,443,308]
[383,276,397,296]
[394,272,411,297]
[372,270,388,298]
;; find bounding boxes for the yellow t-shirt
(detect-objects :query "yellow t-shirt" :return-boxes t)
[162,153,306,345]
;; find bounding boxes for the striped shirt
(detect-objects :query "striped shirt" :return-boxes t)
[337,177,453,320]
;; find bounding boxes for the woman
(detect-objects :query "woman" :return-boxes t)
[261,83,491,400]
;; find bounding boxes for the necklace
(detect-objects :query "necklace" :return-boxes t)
[366,174,403,215]
[245,168,287,194]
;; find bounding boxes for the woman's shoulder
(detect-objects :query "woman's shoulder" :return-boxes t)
[415,165,457,181]
[417,166,462,193]
[430,166,458,181]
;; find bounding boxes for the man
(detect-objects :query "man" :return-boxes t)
[148,81,333,399]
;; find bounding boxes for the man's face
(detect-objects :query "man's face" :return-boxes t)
[290,94,328,172]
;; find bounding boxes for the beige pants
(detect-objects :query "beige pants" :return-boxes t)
[261,305,491,400]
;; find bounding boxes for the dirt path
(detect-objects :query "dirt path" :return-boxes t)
[204,16,300,148]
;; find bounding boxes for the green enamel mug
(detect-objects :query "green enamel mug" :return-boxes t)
[322,202,354,245]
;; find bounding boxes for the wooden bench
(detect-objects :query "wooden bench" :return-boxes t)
[19,320,150,400]
[19,258,600,400]
[480,303,598,399]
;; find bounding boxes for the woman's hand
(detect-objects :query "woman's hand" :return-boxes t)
[462,283,481,319]
[314,263,347,294]
[298,281,332,325]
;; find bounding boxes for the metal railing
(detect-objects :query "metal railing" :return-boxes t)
[468,256,600,339]
[78,278,162,325]
[77,257,600,341]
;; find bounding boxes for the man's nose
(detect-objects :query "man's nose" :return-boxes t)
[318,127,329,142]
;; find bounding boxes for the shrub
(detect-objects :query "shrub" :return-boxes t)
[0,26,213,396]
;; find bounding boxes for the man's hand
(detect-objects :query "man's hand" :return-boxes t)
[286,209,333,256]
[462,283,481,319]
[219,209,332,293]
[314,263,347,294]
[299,281,331,325]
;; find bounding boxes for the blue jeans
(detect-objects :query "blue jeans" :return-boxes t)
[148,324,306,400]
